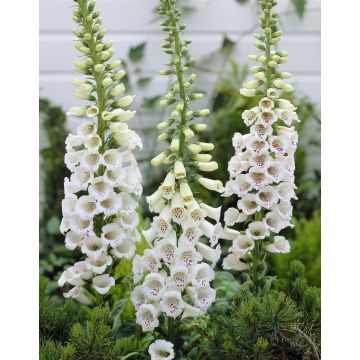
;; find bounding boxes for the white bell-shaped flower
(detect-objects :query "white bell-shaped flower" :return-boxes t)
[148,339,174,360]
[160,290,184,318]
[85,253,112,274]
[265,236,291,253]
[92,274,115,294]
[190,263,214,288]
[131,285,147,311]
[245,221,270,240]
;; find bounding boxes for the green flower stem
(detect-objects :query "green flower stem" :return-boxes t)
[78,0,109,236]
[168,1,188,159]
[79,0,107,154]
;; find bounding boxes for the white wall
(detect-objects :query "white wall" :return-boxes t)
[40,0,320,111]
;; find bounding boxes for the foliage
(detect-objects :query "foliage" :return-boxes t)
[39,277,150,360]
[194,260,320,360]
[270,213,321,286]
[39,276,83,343]
[39,99,76,295]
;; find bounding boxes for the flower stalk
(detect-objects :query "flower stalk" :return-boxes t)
[131,1,224,358]
[223,0,298,295]
[58,0,143,305]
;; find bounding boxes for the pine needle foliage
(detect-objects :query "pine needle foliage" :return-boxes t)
[195,260,320,360]
[39,277,81,343]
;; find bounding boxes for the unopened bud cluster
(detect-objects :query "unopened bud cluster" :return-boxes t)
[132,1,224,357]
[222,0,298,278]
[58,0,142,304]
[240,0,294,97]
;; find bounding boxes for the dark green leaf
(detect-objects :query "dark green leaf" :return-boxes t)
[137,77,152,87]
[291,0,307,18]
[234,0,250,4]
[128,42,146,63]
[141,95,162,109]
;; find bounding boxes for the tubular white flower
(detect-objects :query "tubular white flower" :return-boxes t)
[176,246,202,269]
[92,274,115,295]
[228,156,250,177]
[159,172,176,200]
[97,192,122,217]
[190,263,215,288]
[237,193,261,215]
[245,221,270,240]
[81,235,108,258]
[155,234,177,264]
[160,290,184,318]
[142,249,161,273]
[230,235,255,256]
[70,167,94,190]
[101,223,126,248]
[65,231,84,250]
[63,286,92,305]
[136,304,159,332]
[85,253,112,274]
[256,185,279,209]
[70,215,93,234]
[199,203,222,222]
[195,243,221,268]
[265,236,290,253]
[168,265,189,291]
[111,240,136,259]
[131,285,147,311]
[75,195,98,219]
[80,151,102,172]
[143,272,166,301]
[194,287,216,310]
[88,176,112,200]
[222,253,248,271]
[148,339,175,360]
[62,194,77,217]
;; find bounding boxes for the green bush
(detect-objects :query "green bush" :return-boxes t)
[195,260,320,360]
[270,213,321,286]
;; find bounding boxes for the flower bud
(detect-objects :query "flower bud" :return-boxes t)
[68,106,87,117]
[114,69,126,80]
[273,79,285,88]
[108,60,120,70]
[115,95,135,107]
[187,143,202,154]
[110,83,125,97]
[199,142,214,151]
[151,152,167,166]
[183,128,195,138]
[174,160,186,179]
[170,137,179,151]
[197,161,218,172]
[240,88,256,97]
[195,153,212,162]
[158,132,169,141]
[268,61,278,68]
[192,124,207,132]
[94,64,104,73]
[102,77,113,87]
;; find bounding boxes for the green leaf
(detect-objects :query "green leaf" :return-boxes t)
[128,42,146,63]
[221,35,236,53]
[291,0,307,18]
[46,216,60,235]
[234,0,250,4]
[141,95,161,109]
[137,77,151,87]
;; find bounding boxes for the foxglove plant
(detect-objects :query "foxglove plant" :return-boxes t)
[222,0,298,295]
[131,0,224,357]
[58,0,142,305]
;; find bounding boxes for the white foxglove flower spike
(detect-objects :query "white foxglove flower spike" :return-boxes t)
[58,0,142,304]
[132,1,224,354]
[224,0,298,295]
